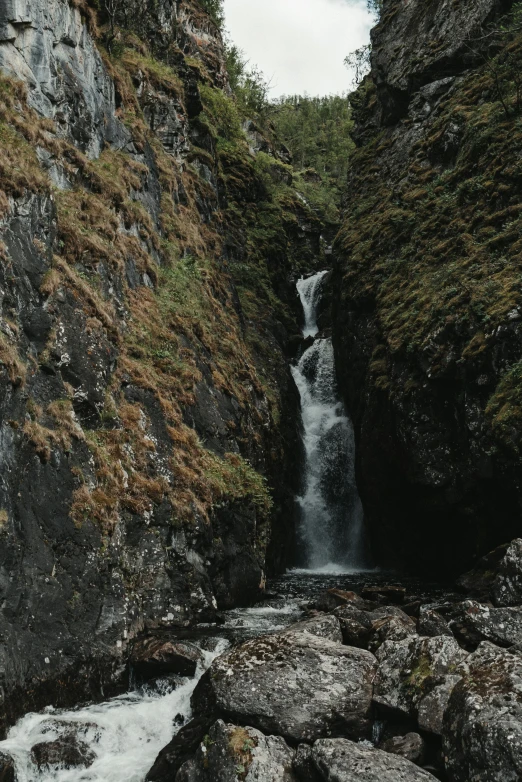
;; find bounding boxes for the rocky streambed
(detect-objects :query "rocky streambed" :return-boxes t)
[2,545,522,781]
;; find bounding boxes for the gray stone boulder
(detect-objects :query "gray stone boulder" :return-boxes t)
[443,642,522,781]
[457,538,522,607]
[294,738,438,781]
[193,632,377,743]
[374,635,468,732]
[282,614,342,643]
[450,600,522,649]
[131,638,203,679]
[334,604,373,648]
[381,733,425,765]
[417,607,452,638]
[176,720,297,782]
[368,610,417,653]
[31,735,95,770]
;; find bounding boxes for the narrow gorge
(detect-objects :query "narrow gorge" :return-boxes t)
[0,0,521,780]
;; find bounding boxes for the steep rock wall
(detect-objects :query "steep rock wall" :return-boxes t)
[334,0,522,576]
[0,0,318,733]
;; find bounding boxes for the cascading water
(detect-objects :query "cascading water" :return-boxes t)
[291,271,367,572]
[0,640,229,782]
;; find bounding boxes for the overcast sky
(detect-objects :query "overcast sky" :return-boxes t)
[223,0,373,98]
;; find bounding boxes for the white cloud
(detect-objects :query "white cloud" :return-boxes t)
[223,0,373,97]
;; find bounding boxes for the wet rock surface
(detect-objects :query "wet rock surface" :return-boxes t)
[297,738,438,781]
[0,753,14,782]
[443,641,522,781]
[176,720,297,781]
[193,630,377,743]
[131,638,203,679]
[450,600,522,649]
[381,733,425,765]
[374,634,468,727]
[31,735,96,770]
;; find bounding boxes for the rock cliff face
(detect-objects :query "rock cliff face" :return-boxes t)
[0,0,320,734]
[333,0,522,576]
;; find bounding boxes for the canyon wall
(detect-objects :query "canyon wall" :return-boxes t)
[334,0,522,576]
[0,0,320,733]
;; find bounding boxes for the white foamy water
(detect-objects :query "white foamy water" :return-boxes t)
[296,269,329,338]
[292,272,367,570]
[0,639,229,782]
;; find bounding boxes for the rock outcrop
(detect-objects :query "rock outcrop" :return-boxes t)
[334,0,522,576]
[0,0,324,734]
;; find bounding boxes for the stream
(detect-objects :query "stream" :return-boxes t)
[0,271,451,780]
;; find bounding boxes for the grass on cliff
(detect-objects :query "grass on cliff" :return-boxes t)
[336,22,522,455]
[0,54,274,535]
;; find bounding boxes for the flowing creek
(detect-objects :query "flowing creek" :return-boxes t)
[0,271,452,781]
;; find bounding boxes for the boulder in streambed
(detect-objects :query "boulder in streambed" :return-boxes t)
[361,585,407,604]
[131,637,203,679]
[417,607,453,638]
[192,631,377,743]
[450,599,522,649]
[457,538,522,607]
[31,735,96,770]
[374,634,468,732]
[176,720,297,781]
[381,732,425,765]
[443,641,522,782]
[293,738,438,781]
[281,614,342,643]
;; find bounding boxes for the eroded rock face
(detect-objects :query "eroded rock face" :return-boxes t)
[193,632,377,743]
[299,738,438,782]
[0,752,14,782]
[443,642,522,781]
[176,720,297,782]
[372,0,507,122]
[0,0,127,156]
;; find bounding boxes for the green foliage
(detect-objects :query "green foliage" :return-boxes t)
[367,0,382,19]
[199,0,225,28]
[270,95,354,180]
[225,42,270,116]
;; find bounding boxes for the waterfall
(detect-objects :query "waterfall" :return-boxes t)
[291,271,367,572]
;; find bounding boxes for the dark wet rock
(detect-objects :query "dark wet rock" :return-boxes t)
[293,744,323,782]
[176,720,297,781]
[192,632,377,743]
[146,716,212,782]
[371,0,505,123]
[458,539,522,607]
[417,607,453,638]
[368,610,417,653]
[131,638,203,679]
[0,752,14,782]
[334,604,373,648]
[450,600,522,649]
[417,674,463,736]
[374,635,468,729]
[443,642,522,781]
[281,614,342,643]
[315,588,368,612]
[31,735,96,770]
[299,738,438,781]
[381,733,425,765]
[361,585,406,604]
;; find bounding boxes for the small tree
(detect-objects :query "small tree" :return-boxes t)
[344,45,372,89]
